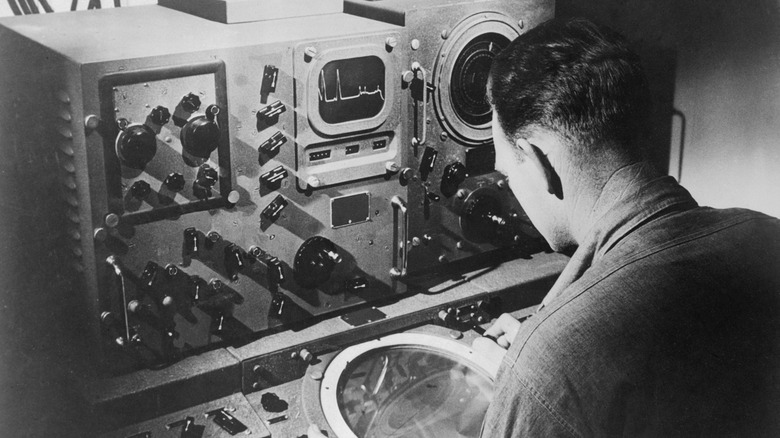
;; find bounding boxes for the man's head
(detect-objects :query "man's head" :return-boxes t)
[489,18,650,251]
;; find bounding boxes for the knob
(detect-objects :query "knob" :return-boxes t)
[164,172,185,191]
[116,124,157,169]
[180,105,220,158]
[196,164,218,188]
[150,105,171,125]
[130,180,152,199]
[293,236,342,288]
[441,161,468,197]
[180,93,201,113]
[461,191,508,243]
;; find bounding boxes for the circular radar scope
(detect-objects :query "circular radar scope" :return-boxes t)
[434,13,520,146]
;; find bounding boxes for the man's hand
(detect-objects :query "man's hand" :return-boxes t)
[483,313,522,348]
[471,313,522,375]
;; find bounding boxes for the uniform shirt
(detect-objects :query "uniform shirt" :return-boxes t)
[482,162,780,437]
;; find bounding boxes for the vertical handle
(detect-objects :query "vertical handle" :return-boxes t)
[390,196,408,278]
[106,255,131,344]
[411,62,428,146]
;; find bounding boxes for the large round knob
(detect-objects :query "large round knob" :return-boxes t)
[116,124,157,169]
[293,236,342,289]
[180,115,220,158]
[460,190,507,243]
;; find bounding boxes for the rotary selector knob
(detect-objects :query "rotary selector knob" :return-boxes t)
[150,105,171,125]
[293,236,342,289]
[164,172,185,191]
[116,123,157,169]
[196,164,218,187]
[180,104,221,158]
[180,93,201,113]
[130,180,152,199]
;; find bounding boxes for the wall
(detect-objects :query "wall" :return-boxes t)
[558,0,780,218]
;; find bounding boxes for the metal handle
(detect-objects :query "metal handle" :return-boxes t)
[390,195,408,278]
[411,62,428,146]
[106,255,131,344]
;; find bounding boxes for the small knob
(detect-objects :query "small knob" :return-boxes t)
[299,348,314,363]
[150,105,171,125]
[130,180,152,199]
[180,93,201,113]
[164,172,185,191]
[400,167,413,181]
[196,164,218,188]
[116,124,157,169]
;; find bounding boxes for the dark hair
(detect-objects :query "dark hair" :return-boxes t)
[490,18,650,156]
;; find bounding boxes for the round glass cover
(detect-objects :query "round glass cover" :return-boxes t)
[334,345,493,438]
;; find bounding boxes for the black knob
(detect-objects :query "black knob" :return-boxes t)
[293,236,342,288]
[117,124,157,169]
[180,115,220,158]
[150,105,171,125]
[180,93,201,113]
[462,193,507,243]
[130,180,152,199]
[164,172,185,191]
[441,161,468,197]
[196,164,218,188]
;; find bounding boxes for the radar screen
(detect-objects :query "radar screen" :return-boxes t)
[450,33,510,127]
[318,55,386,124]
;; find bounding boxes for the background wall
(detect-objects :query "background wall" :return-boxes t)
[558,0,780,218]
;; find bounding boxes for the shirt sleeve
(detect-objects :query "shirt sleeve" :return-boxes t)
[481,369,580,438]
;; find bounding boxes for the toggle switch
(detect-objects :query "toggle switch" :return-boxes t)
[346,277,369,293]
[261,65,279,102]
[184,227,200,254]
[257,100,286,122]
[260,165,288,188]
[262,194,288,221]
[224,244,245,278]
[140,261,161,289]
[259,131,287,156]
[268,257,285,285]
[419,146,438,179]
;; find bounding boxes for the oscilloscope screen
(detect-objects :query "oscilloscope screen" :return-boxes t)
[318,55,385,124]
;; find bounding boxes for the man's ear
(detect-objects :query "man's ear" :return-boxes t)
[515,138,561,198]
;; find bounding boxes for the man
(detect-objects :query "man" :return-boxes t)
[472,17,780,436]
[307,17,780,438]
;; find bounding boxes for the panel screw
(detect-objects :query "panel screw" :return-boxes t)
[411,39,420,50]
[441,29,450,39]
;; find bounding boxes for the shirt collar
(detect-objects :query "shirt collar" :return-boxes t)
[540,162,697,308]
